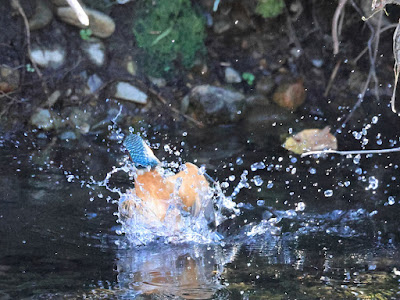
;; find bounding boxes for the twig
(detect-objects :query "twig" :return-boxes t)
[352,23,398,64]
[301,147,400,157]
[11,0,49,96]
[341,4,383,128]
[332,0,348,54]
[323,59,342,97]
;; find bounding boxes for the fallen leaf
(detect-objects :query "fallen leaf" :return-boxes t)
[283,126,338,154]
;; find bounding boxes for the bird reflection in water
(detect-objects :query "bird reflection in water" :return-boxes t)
[116,243,240,299]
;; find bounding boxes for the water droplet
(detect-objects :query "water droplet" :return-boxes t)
[388,196,395,205]
[324,190,333,197]
[366,176,379,190]
[253,175,263,186]
[236,157,243,165]
[182,131,187,136]
[296,202,306,211]
[229,175,235,181]
[221,182,229,188]
[308,168,316,174]
[257,200,265,206]
[267,181,274,189]
[372,116,378,124]
[251,162,266,171]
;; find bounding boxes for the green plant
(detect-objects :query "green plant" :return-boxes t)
[133,0,206,77]
[26,63,35,73]
[256,0,285,18]
[80,28,93,40]
[242,72,255,86]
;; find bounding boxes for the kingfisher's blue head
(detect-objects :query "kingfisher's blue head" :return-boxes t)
[123,133,160,169]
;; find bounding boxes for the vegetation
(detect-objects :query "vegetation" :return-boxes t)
[133,0,206,77]
[256,0,285,18]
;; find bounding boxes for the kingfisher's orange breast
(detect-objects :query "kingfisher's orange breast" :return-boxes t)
[124,163,210,222]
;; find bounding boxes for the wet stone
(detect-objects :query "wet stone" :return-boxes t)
[225,67,242,83]
[30,45,66,69]
[59,131,77,140]
[0,65,20,93]
[29,0,53,31]
[56,7,116,38]
[30,108,54,130]
[272,78,306,111]
[81,39,106,67]
[113,82,148,104]
[182,85,246,124]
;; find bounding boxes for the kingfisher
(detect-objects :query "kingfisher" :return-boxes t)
[120,133,215,228]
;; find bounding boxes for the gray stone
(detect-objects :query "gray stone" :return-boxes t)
[225,67,242,83]
[30,46,66,69]
[29,0,53,31]
[59,131,77,140]
[69,108,91,134]
[56,7,116,38]
[114,82,148,104]
[30,108,54,130]
[182,85,246,124]
[44,90,61,107]
[149,76,166,88]
[87,74,103,93]
[0,65,20,93]
[81,40,106,66]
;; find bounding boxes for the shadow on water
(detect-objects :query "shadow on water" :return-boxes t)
[1,119,400,299]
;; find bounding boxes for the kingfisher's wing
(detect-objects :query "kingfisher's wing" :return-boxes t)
[123,133,160,168]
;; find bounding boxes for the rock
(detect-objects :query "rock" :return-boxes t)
[283,126,338,154]
[81,39,106,66]
[30,45,66,69]
[59,131,77,140]
[0,65,20,93]
[30,109,54,130]
[256,76,275,95]
[225,67,242,83]
[69,108,91,134]
[29,0,53,31]
[56,7,116,38]
[44,90,61,107]
[87,74,103,93]
[182,85,246,124]
[51,0,70,6]
[272,78,306,110]
[149,76,166,88]
[213,19,231,34]
[114,82,148,104]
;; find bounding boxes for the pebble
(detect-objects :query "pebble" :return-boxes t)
[69,108,91,134]
[272,78,306,110]
[81,39,106,66]
[44,90,61,107]
[225,67,242,83]
[87,74,103,93]
[56,7,116,38]
[30,46,66,69]
[30,109,54,130]
[59,131,77,140]
[149,76,167,88]
[114,82,148,104]
[182,85,246,124]
[0,65,20,93]
[29,0,53,31]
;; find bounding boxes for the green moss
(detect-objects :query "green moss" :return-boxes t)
[256,0,285,18]
[133,0,206,77]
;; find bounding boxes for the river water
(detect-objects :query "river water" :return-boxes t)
[1,116,400,299]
